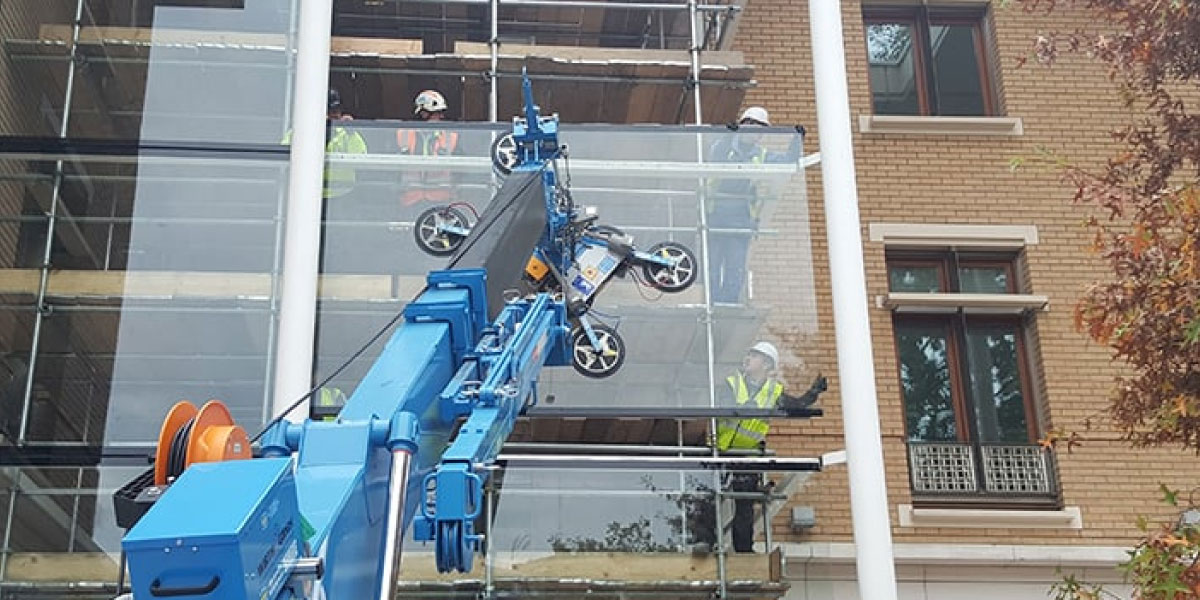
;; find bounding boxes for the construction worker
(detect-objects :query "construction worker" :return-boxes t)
[314,384,348,422]
[705,341,826,553]
[282,88,369,200]
[705,107,802,304]
[396,90,460,206]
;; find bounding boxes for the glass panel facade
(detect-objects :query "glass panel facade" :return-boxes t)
[895,321,957,442]
[866,22,921,116]
[0,1,818,591]
[2,0,297,141]
[929,24,987,117]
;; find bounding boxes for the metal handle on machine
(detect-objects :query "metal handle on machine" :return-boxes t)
[149,575,220,597]
[378,449,412,600]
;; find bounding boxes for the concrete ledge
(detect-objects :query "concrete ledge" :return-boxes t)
[897,504,1084,530]
[868,223,1039,249]
[782,541,1124,567]
[881,292,1049,314]
[859,114,1024,136]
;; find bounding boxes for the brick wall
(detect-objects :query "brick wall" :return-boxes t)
[736,0,1200,547]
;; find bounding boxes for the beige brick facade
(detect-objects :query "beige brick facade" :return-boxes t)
[737,0,1200,550]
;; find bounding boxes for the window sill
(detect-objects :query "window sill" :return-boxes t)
[859,115,1024,136]
[898,504,1083,530]
[880,292,1048,314]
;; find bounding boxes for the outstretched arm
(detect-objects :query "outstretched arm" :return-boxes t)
[778,374,827,413]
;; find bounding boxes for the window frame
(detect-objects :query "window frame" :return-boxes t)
[888,251,1051,505]
[863,4,997,117]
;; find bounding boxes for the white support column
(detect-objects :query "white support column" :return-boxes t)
[808,1,899,599]
[272,0,334,422]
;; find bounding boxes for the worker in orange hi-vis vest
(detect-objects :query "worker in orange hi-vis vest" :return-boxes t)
[396,90,460,206]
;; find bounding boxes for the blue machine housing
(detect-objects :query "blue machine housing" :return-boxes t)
[124,458,300,600]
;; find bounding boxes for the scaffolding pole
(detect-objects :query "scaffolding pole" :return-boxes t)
[808,1,898,598]
[17,0,85,445]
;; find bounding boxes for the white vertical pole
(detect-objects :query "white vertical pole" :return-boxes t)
[808,1,898,599]
[272,0,334,422]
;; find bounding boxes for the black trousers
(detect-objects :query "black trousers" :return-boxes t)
[689,472,761,553]
[729,472,760,553]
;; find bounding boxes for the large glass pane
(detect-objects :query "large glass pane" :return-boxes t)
[929,23,988,116]
[50,154,286,273]
[0,465,136,583]
[28,303,272,445]
[964,322,1028,442]
[958,265,1009,294]
[317,124,814,415]
[2,1,298,141]
[889,264,942,293]
[895,320,957,441]
[866,22,921,115]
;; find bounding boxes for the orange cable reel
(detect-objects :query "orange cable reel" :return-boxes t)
[153,399,252,486]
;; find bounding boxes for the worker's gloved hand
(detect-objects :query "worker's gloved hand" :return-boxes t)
[778,373,827,414]
[810,373,828,394]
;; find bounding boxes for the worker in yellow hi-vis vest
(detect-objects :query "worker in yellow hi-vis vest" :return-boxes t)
[282,89,369,200]
[705,107,802,304]
[697,341,826,554]
[315,386,347,422]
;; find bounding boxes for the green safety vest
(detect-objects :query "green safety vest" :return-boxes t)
[281,126,369,199]
[317,386,347,407]
[316,386,347,422]
[716,374,783,451]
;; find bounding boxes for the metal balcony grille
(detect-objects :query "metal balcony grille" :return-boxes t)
[907,442,1057,499]
[981,444,1054,494]
[908,443,976,493]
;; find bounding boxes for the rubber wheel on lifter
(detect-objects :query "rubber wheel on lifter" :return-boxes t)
[414,206,470,256]
[570,324,625,378]
[490,133,518,176]
[642,241,697,293]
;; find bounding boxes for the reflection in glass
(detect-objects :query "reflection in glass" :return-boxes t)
[929,24,987,116]
[490,469,715,554]
[0,310,36,444]
[895,322,957,441]
[958,266,1008,293]
[0,466,136,568]
[867,22,921,115]
[26,306,271,445]
[888,265,942,293]
[965,324,1027,442]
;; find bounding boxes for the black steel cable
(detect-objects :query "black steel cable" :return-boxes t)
[165,417,195,482]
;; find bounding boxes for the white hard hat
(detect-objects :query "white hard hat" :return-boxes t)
[414,89,448,114]
[749,341,779,368]
[739,106,770,126]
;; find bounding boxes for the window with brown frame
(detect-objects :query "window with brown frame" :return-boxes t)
[888,251,1056,503]
[863,5,997,117]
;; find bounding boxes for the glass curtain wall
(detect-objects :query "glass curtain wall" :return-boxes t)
[0,0,298,589]
[0,0,819,594]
